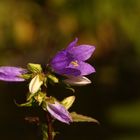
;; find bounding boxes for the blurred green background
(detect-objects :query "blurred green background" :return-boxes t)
[0,0,140,140]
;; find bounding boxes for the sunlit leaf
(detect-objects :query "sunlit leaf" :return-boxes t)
[70,112,99,123]
[61,96,75,110]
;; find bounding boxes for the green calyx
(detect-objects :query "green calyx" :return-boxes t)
[47,74,59,83]
[27,63,42,73]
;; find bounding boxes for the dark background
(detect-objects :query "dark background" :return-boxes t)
[0,0,140,140]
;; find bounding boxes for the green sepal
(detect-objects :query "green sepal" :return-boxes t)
[47,74,59,83]
[61,96,75,110]
[27,91,38,101]
[70,112,99,124]
[27,63,42,73]
[14,99,33,107]
[66,87,75,93]
[34,92,46,106]
[20,73,32,80]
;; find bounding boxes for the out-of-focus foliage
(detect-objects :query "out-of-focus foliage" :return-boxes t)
[0,0,140,140]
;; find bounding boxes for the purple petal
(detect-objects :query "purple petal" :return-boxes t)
[69,45,95,61]
[50,51,70,73]
[66,38,78,50]
[0,66,27,82]
[58,68,81,76]
[69,61,95,76]
[47,101,72,124]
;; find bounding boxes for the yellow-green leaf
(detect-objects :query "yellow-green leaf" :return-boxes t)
[27,63,42,73]
[61,96,75,110]
[70,112,99,124]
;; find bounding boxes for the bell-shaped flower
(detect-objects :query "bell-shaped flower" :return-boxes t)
[0,66,27,82]
[47,101,72,124]
[50,38,95,76]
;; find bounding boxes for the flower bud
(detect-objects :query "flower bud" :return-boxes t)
[47,101,72,124]
[48,74,59,83]
[64,76,91,86]
[29,74,43,94]
[0,66,27,82]
[27,63,42,73]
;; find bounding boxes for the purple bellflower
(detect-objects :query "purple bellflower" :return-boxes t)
[50,38,95,76]
[47,101,72,124]
[0,66,27,82]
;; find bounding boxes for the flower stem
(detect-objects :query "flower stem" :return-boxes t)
[46,113,53,140]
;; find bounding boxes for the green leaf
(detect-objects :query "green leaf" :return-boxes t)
[70,112,99,124]
[14,99,33,107]
[27,63,42,73]
[61,96,75,110]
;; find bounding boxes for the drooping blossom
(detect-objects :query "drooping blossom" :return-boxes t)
[50,38,95,76]
[0,66,27,82]
[47,101,72,124]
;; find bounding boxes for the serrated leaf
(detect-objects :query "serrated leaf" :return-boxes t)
[14,99,33,107]
[70,112,99,124]
[61,96,75,110]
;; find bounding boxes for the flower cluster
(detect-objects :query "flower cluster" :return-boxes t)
[0,38,97,139]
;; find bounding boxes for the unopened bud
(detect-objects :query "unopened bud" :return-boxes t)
[48,74,59,83]
[64,76,91,86]
[27,63,42,73]
[29,74,43,94]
